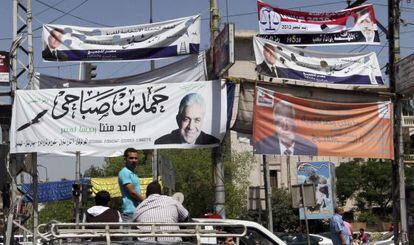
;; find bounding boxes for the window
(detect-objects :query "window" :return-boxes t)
[269,170,277,188]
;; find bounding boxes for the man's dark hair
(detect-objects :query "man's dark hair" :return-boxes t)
[124,147,138,158]
[146,181,162,196]
[95,190,111,206]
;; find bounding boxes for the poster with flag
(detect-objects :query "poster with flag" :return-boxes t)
[253,86,394,159]
[257,1,380,46]
[42,15,200,62]
[253,36,385,86]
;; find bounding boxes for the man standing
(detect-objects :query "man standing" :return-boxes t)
[330,207,350,245]
[155,93,220,145]
[133,181,190,242]
[254,100,317,156]
[42,28,68,61]
[118,148,144,222]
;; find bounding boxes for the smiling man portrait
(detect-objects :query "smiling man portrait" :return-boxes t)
[155,93,220,145]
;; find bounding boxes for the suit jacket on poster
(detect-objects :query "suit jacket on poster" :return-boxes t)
[42,47,68,61]
[254,133,317,156]
[155,129,220,145]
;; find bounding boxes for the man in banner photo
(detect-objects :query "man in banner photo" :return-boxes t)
[155,93,220,145]
[42,28,68,61]
[255,43,281,77]
[254,96,317,156]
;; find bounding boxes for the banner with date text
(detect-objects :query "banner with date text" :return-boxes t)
[257,1,380,46]
[10,81,226,156]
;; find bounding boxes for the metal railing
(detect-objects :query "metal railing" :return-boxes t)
[37,221,247,245]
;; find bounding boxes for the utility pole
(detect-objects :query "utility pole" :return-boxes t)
[210,0,226,218]
[262,155,273,232]
[8,0,34,244]
[389,0,409,244]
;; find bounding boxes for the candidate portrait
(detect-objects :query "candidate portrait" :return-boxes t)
[154,93,220,145]
[42,28,68,61]
[256,43,279,78]
[254,99,317,156]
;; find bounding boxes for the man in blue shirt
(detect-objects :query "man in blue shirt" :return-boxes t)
[330,207,349,245]
[118,148,145,222]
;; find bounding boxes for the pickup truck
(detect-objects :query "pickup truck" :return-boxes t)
[36,218,287,245]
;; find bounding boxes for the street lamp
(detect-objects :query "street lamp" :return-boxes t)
[37,164,48,182]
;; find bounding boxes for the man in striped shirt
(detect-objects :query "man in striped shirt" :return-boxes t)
[133,181,190,242]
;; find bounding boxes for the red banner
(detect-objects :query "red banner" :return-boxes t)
[253,86,394,159]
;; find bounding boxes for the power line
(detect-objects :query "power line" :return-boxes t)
[33,0,90,32]
[34,0,113,27]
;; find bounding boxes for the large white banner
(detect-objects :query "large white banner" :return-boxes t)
[254,37,385,86]
[37,52,207,89]
[11,81,226,156]
[257,1,380,46]
[42,15,200,62]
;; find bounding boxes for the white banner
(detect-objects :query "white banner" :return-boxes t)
[254,37,385,86]
[258,1,380,46]
[11,81,226,156]
[42,15,200,62]
[38,52,207,89]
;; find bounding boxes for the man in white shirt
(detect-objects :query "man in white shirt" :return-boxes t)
[133,181,190,242]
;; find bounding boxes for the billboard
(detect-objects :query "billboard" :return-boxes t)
[257,1,380,46]
[213,23,235,76]
[42,15,200,62]
[297,161,335,220]
[396,53,414,94]
[0,51,9,82]
[253,37,384,86]
[253,86,394,159]
[11,81,227,156]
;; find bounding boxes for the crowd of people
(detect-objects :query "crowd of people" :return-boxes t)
[82,147,235,244]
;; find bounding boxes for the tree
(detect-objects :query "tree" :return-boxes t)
[357,159,392,216]
[336,159,394,217]
[335,159,362,206]
[271,188,299,232]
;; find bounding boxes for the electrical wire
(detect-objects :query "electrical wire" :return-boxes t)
[34,0,113,27]
[33,0,90,32]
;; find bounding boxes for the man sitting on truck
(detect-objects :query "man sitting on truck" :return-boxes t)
[133,181,190,242]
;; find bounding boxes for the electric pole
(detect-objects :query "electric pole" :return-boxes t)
[389,0,409,244]
[210,0,226,218]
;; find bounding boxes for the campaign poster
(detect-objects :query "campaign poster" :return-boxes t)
[10,81,227,156]
[258,1,380,46]
[297,161,335,220]
[253,37,385,86]
[253,86,394,159]
[42,15,200,62]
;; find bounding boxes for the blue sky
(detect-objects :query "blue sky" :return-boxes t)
[1,0,413,181]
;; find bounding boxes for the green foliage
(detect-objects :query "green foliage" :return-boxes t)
[83,165,105,177]
[336,159,394,218]
[335,159,362,205]
[39,200,74,223]
[357,211,380,225]
[357,160,392,214]
[271,188,299,232]
[222,151,254,218]
[159,148,214,217]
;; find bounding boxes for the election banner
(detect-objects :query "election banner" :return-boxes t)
[0,51,9,82]
[257,1,380,46]
[297,161,335,220]
[254,37,385,86]
[42,15,200,62]
[10,81,227,156]
[253,86,394,159]
[38,52,207,89]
